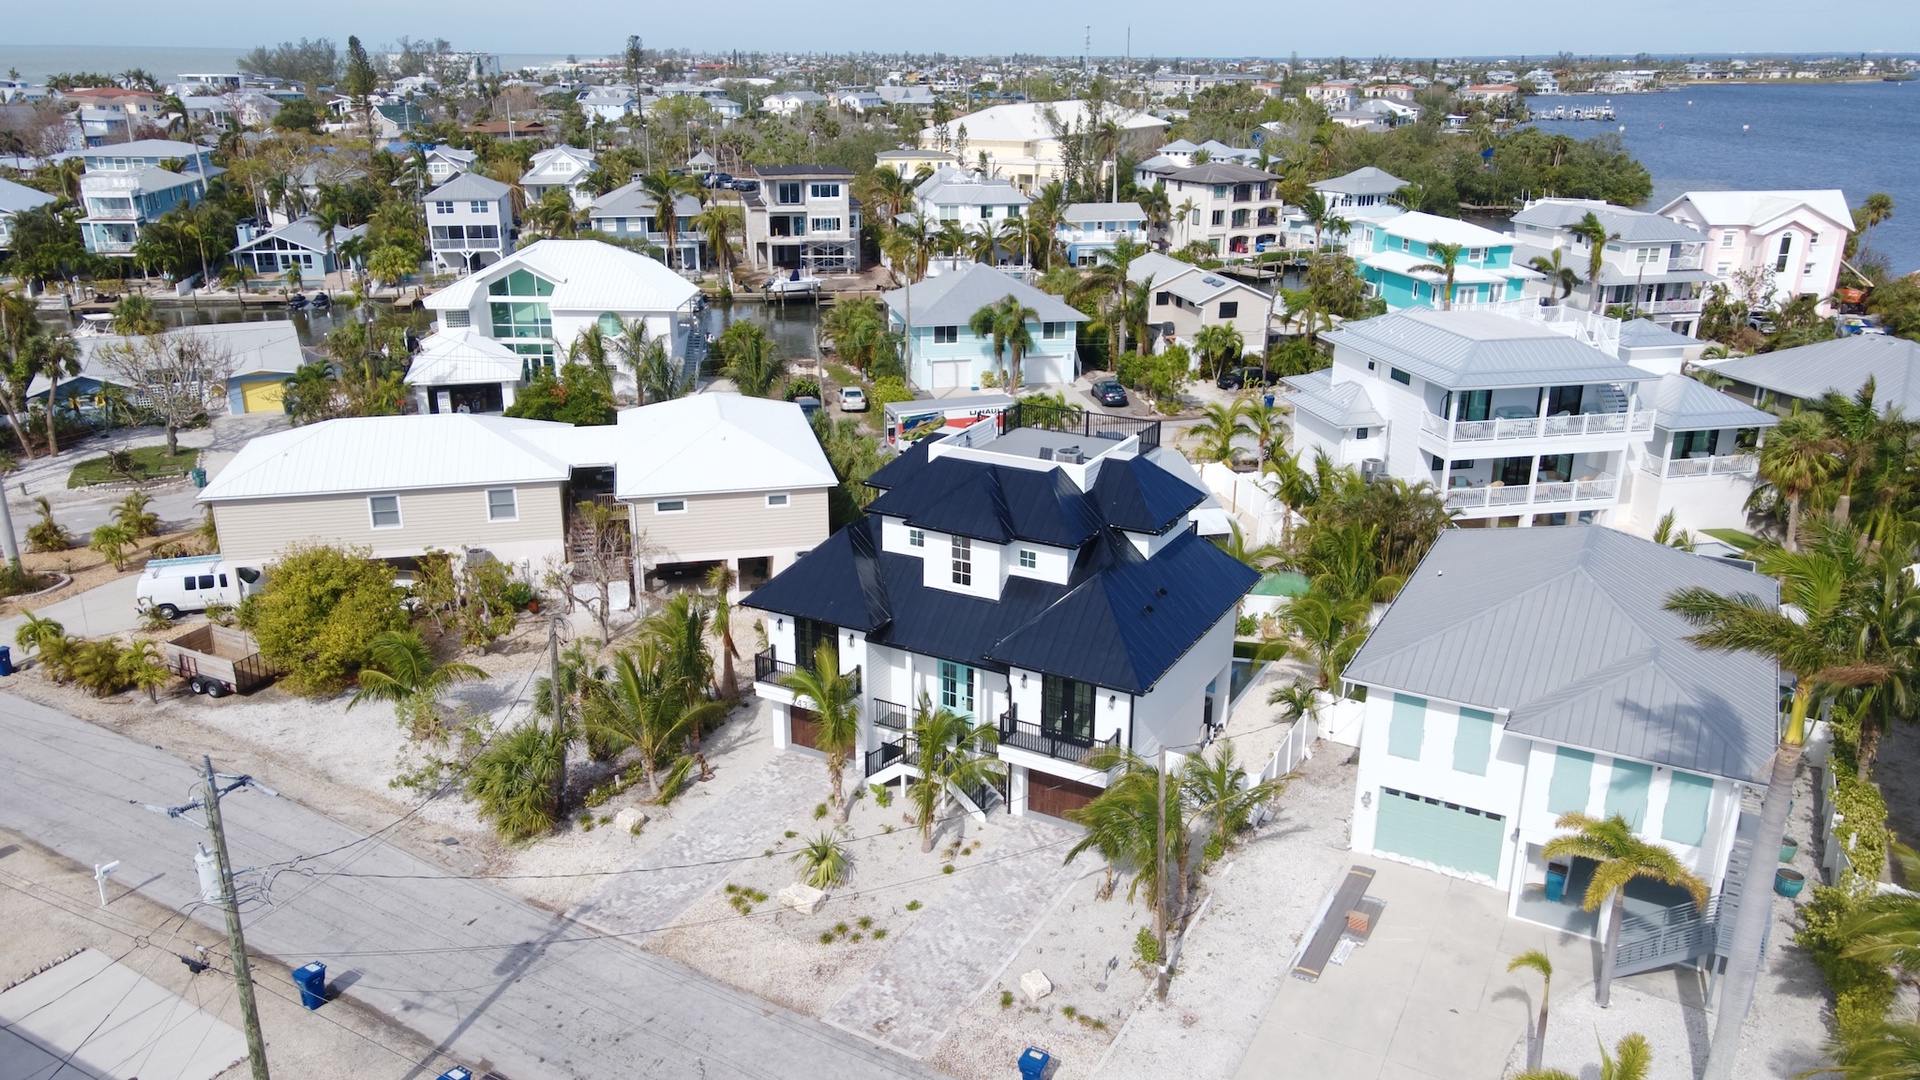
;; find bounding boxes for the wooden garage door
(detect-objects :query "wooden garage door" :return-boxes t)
[241,379,285,413]
[1373,787,1505,880]
[1028,772,1104,820]
[789,705,821,750]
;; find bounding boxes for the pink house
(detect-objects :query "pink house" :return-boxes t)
[1658,190,1851,313]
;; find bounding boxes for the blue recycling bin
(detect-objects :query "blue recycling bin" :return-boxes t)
[291,961,326,1009]
[0,645,12,676]
[1018,1046,1051,1079]
[1544,866,1568,904]
[435,1070,472,1080]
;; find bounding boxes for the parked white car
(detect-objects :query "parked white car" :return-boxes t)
[134,555,266,620]
[839,386,868,412]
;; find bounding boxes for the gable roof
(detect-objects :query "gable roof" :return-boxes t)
[1513,198,1704,244]
[230,216,365,257]
[1377,210,1513,249]
[403,329,524,387]
[199,415,576,501]
[30,321,303,396]
[424,239,701,316]
[1618,318,1699,350]
[587,178,703,219]
[601,394,837,499]
[1314,168,1407,197]
[1705,335,1920,411]
[1089,454,1206,534]
[1322,309,1653,391]
[0,176,55,215]
[881,262,1087,328]
[426,171,510,201]
[1281,368,1387,429]
[931,100,1167,144]
[1649,373,1778,431]
[1344,526,1780,782]
[1657,189,1852,232]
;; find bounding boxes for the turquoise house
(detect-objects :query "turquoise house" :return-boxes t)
[883,263,1088,391]
[1355,211,1528,310]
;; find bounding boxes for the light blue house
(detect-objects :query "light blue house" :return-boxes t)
[76,139,220,258]
[883,263,1089,391]
[1057,202,1148,267]
[1352,211,1528,310]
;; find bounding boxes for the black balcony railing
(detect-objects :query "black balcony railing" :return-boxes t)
[864,740,907,777]
[754,648,861,694]
[997,713,1116,764]
[872,699,911,731]
[1002,401,1161,452]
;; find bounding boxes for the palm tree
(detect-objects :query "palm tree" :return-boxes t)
[1213,520,1283,573]
[904,700,1006,851]
[693,202,743,279]
[790,832,851,889]
[639,168,703,270]
[1300,191,1347,252]
[1758,409,1838,552]
[1670,527,1888,1080]
[1173,197,1200,248]
[1570,212,1622,313]
[716,322,783,397]
[1541,812,1707,1007]
[1181,740,1283,856]
[1193,324,1245,379]
[781,644,861,822]
[1064,747,1187,937]
[1815,378,1912,526]
[705,563,740,698]
[1410,241,1465,309]
[1652,510,1696,551]
[969,300,1014,385]
[1508,950,1554,1072]
[1853,192,1895,264]
[466,721,569,841]
[1188,399,1253,463]
[1279,589,1372,689]
[1528,248,1582,303]
[935,220,970,259]
[347,629,487,741]
[643,591,715,724]
[1240,396,1288,462]
[596,642,728,798]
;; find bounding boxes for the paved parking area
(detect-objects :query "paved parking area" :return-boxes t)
[1235,860,1595,1080]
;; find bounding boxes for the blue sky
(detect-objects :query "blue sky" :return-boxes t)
[7,1,1918,60]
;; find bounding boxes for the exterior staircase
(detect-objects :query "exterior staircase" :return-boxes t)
[682,308,710,385]
[1613,804,1763,979]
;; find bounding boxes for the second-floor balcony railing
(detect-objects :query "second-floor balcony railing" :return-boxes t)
[1640,453,1758,480]
[872,699,910,731]
[1669,252,1706,271]
[1642,297,1704,315]
[1444,474,1621,512]
[752,647,862,695]
[997,711,1117,764]
[1421,409,1654,443]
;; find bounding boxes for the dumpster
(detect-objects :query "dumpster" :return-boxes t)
[1018,1046,1051,1079]
[0,645,12,676]
[292,961,326,1009]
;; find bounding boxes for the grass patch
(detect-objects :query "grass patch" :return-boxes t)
[68,446,199,488]
[1702,527,1762,551]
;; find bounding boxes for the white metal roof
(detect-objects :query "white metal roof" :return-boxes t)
[198,415,576,501]
[600,395,837,499]
[1360,249,1520,286]
[1657,189,1852,231]
[926,101,1167,144]
[424,239,702,316]
[1379,210,1514,249]
[403,329,524,388]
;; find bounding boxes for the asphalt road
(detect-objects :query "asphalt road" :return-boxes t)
[0,694,930,1080]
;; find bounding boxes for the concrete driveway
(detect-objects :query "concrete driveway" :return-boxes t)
[1235,860,1598,1080]
[0,574,140,645]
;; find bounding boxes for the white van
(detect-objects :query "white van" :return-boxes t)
[134,555,266,620]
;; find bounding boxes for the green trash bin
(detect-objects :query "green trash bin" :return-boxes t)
[190,467,208,488]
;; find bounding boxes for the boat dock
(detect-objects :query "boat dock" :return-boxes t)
[1533,104,1618,122]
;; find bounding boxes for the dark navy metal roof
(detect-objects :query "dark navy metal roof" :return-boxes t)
[1090,454,1207,535]
[866,456,1103,547]
[988,530,1258,693]
[865,435,943,491]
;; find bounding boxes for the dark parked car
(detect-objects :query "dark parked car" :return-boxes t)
[1216,366,1270,391]
[732,179,760,193]
[1092,379,1129,407]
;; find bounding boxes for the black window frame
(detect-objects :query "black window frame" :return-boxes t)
[1040,674,1097,743]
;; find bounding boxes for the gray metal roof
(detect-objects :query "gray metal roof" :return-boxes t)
[1618,318,1697,350]
[587,179,703,219]
[1322,309,1654,391]
[1650,374,1778,431]
[230,216,366,256]
[1162,162,1278,185]
[0,176,55,216]
[1593,264,1717,286]
[881,262,1088,327]
[1512,199,1705,244]
[1708,335,1920,411]
[1344,526,1781,783]
[1311,166,1405,197]
[427,172,511,201]
[1061,202,1144,224]
[1281,369,1386,429]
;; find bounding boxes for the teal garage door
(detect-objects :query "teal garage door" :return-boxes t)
[1374,787,1506,880]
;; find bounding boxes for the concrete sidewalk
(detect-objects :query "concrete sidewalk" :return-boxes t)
[0,574,140,645]
[0,695,925,1080]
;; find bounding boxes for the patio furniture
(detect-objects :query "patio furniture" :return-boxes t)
[1494,405,1536,420]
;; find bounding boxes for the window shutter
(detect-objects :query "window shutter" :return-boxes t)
[1547,748,1594,816]
[1452,707,1495,776]
[1387,694,1425,760]
[1604,759,1654,830]
[1660,771,1714,847]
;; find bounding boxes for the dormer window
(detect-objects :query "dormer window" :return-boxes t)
[1018,549,1037,569]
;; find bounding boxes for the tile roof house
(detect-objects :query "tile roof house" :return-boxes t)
[743,408,1256,821]
[1343,526,1777,953]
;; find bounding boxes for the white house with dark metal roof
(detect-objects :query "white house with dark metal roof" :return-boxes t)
[425,171,514,272]
[744,405,1256,821]
[1511,198,1712,336]
[1344,526,1777,965]
[882,263,1087,390]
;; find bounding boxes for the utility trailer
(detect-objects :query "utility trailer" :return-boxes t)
[161,625,272,697]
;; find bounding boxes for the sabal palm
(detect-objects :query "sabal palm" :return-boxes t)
[1571,212,1621,312]
[1241,397,1287,462]
[1541,812,1707,1007]
[1189,399,1253,463]
[904,700,1006,851]
[1528,248,1582,302]
[1411,241,1465,309]
[1194,324,1244,379]
[781,644,861,821]
[640,168,703,270]
[1758,409,1838,551]
[1508,950,1554,1072]
[1064,747,1187,935]
[935,220,970,258]
[968,300,1014,384]
[693,202,743,276]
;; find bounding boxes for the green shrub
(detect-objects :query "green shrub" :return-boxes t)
[465,722,567,842]
[1133,925,1162,968]
[25,498,72,553]
[869,376,914,409]
[1000,990,1014,1009]
[111,490,162,537]
[785,377,822,400]
[869,783,892,808]
[236,543,409,695]
[1797,884,1897,1039]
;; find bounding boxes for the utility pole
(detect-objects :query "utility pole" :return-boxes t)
[549,615,567,811]
[1155,744,1169,1000]
[149,759,278,1080]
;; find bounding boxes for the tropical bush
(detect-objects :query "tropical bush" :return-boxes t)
[25,497,72,553]
[112,490,162,537]
[1798,885,1898,1041]
[790,832,851,889]
[89,523,136,571]
[236,543,409,695]
[868,375,913,409]
[465,721,569,843]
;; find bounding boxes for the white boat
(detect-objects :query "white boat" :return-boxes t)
[764,271,822,298]
[73,313,116,337]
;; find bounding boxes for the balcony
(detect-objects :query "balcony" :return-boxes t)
[1642,297,1704,315]
[1640,453,1757,480]
[872,698,910,731]
[1443,474,1621,512]
[752,647,862,695]
[997,712,1117,764]
[88,236,138,253]
[1421,409,1654,443]
[84,205,142,221]
[1669,252,1705,271]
